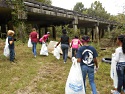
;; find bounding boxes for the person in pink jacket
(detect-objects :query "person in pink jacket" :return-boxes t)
[39,32,50,44]
[70,36,82,57]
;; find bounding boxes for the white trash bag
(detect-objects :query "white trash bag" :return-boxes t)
[65,57,85,94]
[40,43,48,56]
[3,37,10,57]
[110,53,118,88]
[53,46,61,59]
[28,38,33,47]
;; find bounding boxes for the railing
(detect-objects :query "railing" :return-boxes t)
[0,0,117,25]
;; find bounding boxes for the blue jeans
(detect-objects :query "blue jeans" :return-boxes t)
[9,48,15,61]
[61,44,69,62]
[116,62,125,92]
[32,42,37,56]
[81,65,97,94]
[72,48,78,57]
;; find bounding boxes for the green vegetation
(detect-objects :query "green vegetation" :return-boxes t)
[0,38,115,94]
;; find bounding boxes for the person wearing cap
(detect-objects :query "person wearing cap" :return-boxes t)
[7,30,16,63]
[39,32,50,44]
[55,29,70,63]
[76,35,98,94]
[70,35,82,57]
[29,28,39,57]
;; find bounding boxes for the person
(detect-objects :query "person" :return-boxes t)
[113,35,125,94]
[55,29,70,63]
[7,30,16,63]
[39,32,50,44]
[70,36,82,57]
[29,28,39,57]
[76,35,98,94]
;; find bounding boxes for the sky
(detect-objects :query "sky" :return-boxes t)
[51,0,125,15]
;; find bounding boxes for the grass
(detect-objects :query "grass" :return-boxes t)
[0,39,116,94]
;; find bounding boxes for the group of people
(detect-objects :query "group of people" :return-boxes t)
[5,28,125,94]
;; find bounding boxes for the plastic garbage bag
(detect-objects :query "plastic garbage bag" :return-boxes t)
[28,38,33,47]
[53,46,61,59]
[3,37,10,57]
[65,57,85,94]
[40,43,48,56]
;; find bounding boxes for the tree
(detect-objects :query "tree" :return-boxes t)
[73,2,84,13]
[87,1,110,19]
[35,0,52,5]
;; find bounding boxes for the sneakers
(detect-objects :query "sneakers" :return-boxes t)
[111,90,116,93]
[113,91,120,94]
[64,62,66,63]
[34,55,36,58]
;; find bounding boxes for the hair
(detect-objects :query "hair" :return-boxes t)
[7,30,15,36]
[75,36,78,39]
[81,35,90,42]
[62,29,67,34]
[32,28,36,31]
[118,35,125,54]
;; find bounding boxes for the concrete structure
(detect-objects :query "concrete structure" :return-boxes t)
[0,0,116,39]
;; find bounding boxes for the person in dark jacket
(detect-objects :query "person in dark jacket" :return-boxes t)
[55,29,70,63]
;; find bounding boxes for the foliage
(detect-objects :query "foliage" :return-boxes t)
[73,2,85,13]
[36,0,52,5]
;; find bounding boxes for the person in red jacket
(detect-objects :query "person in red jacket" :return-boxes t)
[29,28,39,57]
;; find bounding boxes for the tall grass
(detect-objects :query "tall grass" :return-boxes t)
[0,39,115,94]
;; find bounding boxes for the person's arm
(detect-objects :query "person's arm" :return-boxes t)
[9,37,14,45]
[94,58,98,68]
[70,40,73,48]
[55,38,61,48]
[77,58,81,63]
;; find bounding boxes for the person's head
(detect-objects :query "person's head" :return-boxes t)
[81,35,90,44]
[117,35,125,54]
[75,36,78,39]
[62,29,67,34]
[7,30,15,36]
[32,28,36,32]
[47,32,50,36]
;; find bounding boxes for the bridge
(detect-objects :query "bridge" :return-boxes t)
[0,0,116,39]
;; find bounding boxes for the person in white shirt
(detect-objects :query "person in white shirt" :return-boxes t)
[113,35,125,94]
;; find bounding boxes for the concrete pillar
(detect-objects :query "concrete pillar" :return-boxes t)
[38,26,41,39]
[72,16,78,32]
[85,27,88,35]
[1,24,7,38]
[95,23,99,45]
[107,24,110,38]
[52,26,56,40]
[45,27,48,34]
[91,28,94,42]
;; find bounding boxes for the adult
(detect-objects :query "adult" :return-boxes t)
[8,30,16,63]
[113,35,125,94]
[55,29,70,63]
[76,35,98,94]
[39,32,50,44]
[70,36,82,57]
[29,28,39,57]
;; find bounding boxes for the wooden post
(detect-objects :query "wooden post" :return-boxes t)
[52,26,56,40]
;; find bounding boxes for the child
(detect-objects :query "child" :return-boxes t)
[7,30,16,63]
[70,36,82,57]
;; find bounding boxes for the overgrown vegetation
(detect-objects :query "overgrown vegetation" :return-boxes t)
[0,36,116,94]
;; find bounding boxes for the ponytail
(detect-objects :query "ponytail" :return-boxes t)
[122,37,125,54]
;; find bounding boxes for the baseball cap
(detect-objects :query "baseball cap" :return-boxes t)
[47,32,50,34]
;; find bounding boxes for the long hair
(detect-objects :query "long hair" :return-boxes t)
[118,35,125,54]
